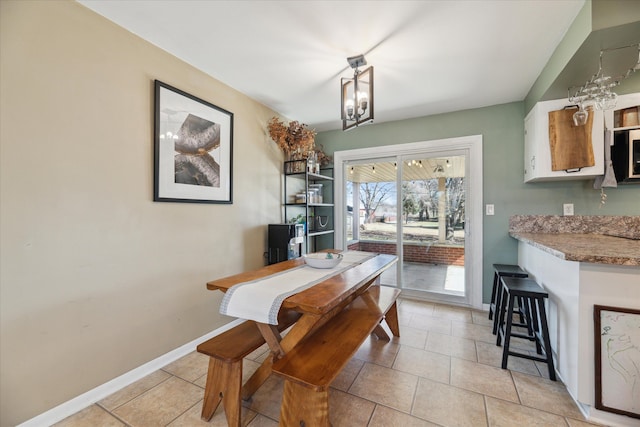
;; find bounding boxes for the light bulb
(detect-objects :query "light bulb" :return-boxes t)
[357,91,368,110]
[345,99,355,119]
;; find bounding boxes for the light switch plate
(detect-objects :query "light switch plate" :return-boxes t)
[486,204,495,216]
[563,203,574,216]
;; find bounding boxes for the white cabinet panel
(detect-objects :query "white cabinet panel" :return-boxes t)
[524,99,604,182]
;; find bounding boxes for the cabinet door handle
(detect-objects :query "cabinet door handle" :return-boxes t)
[531,156,536,171]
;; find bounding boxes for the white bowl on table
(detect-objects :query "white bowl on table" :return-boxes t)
[303,252,343,269]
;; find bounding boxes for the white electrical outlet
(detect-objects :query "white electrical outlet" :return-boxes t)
[486,204,495,216]
[563,203,574,216]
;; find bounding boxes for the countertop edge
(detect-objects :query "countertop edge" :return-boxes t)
[509,232,640,266]
[509,232,567,260]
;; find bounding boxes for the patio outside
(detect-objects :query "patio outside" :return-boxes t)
[348,219,465,296]
[346,157,467,298]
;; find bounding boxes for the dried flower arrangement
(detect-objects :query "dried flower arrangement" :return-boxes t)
[267,117,316,159]
[267,117,332,173]
[314,144,332,166]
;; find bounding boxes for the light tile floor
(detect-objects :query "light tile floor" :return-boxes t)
[55,298,606,427]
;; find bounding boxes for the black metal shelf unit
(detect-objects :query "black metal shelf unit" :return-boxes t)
[283,160,334,253]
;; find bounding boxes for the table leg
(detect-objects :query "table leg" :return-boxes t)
[372,323,391,340]
[241,355,273,401]
[385,302,400,337]
[241,313,323,400]
[242,280,381,401]
[279,313,323,352]
[255,323,284,358]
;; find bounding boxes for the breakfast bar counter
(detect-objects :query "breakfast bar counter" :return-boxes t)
[509,215,639,426]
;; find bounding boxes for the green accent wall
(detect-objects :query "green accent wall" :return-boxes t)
[316,102,640,304]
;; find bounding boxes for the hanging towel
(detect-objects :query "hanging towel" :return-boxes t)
[594,128,618,189]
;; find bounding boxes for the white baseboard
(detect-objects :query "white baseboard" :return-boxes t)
[17,319,244,427]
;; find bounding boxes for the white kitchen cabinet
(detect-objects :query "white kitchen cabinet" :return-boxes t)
[606,93,640,184]
[604,92,640,129]
[524,98,604,182]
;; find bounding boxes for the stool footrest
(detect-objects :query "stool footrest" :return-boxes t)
[508,331,534,340]
[510,322,529,330]
[506,350,550,364]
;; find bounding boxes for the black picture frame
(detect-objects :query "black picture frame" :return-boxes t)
[594,304,640,419]
[154,80,233,204]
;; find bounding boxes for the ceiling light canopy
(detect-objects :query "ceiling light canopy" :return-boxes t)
[341,54,374,131]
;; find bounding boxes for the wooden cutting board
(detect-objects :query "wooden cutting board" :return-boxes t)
[548,108,595,171]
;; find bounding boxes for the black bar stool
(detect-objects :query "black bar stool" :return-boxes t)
[489,264,528,334]
[495,276,556,381]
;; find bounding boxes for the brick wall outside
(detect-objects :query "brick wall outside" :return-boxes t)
[348,241,464,266]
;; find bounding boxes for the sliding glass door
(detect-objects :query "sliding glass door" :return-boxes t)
[335,136,482,308]
[399,155,466,301]
[345,158,399,287]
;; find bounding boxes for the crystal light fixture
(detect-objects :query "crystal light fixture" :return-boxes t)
[341,54,374,131]
[568,43,640,126]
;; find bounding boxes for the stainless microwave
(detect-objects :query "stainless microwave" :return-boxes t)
[612,128,640,183]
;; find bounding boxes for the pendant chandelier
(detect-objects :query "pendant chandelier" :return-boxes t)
[341,54,374,131]
[568,43,640,126]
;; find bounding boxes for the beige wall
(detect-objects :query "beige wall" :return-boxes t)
[0,1,284,425]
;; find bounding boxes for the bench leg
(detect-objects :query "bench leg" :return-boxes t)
[201,358,242,427]
[279,381,330,427]
[384,301,400,337]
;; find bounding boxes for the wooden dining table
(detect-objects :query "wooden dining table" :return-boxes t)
[206,251,398,401]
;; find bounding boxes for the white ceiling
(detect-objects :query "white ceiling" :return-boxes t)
[77,0,585,132]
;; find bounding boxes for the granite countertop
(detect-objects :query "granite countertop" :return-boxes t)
[509,232,640,266]
[509,215,640,266]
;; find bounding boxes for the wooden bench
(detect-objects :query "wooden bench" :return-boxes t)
[272,285,401,426]
[196,309,300,426]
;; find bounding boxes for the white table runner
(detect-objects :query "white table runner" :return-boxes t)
[219,251,376,324]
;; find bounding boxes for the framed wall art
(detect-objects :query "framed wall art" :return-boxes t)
[154,80,233,203]
[594,304,640,419]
